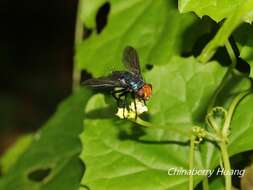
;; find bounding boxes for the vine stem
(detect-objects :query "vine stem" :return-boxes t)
[220,90,251,190]
[205,90,252,190]
[73,0,83,91]
[202,177,209,190]
[222,90,252,136]
[219,140,231,190]
[130,117,190,137]
[189,135,195,190]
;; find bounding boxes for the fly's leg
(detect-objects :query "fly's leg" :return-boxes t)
[134,97,137,120]
[123,95,126,118]
[131,93,137,120]
[111,88,126,98]
[111,88,127,107]
[112,88,132,118]
[118,92,129,118]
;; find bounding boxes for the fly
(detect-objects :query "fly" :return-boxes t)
[82,46,152,118]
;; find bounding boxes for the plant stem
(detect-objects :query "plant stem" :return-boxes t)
[131,117,191,137]
[224,41,237,68]
[189,135,195,190]
[219,140,231,190]
[73,0,83,91]
[202,177,209,190]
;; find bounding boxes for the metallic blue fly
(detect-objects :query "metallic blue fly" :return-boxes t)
[82,46,152,118]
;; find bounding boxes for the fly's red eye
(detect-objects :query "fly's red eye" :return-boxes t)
[142,84,152,100]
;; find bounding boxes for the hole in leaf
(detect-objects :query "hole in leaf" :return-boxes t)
[96,2,111,34]
[180,16,218,57]
[80,184,90,190]
[212,46,231,66]
[229,36,240,57]
[83,25,92,40]
[229,36,250,75]
[181,33,213,58]
[27,167,51,182]
[145,64,153,71]
[236,57,250,74]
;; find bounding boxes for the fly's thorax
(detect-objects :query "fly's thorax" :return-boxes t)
[129,80,144,91]
[119,72,144,91]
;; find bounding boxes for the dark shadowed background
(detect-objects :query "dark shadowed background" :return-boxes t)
[0,0,78,155]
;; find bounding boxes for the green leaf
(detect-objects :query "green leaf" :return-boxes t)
[197,0,253,63]
[178,0,253,23]
[0,88,92,190]
[0,134,33,174]
[80,56,227,190]
[76,0,211,77]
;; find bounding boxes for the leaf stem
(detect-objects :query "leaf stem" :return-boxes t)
[224,41,237,68]
[73,0,83,91]
[189,135,195,190]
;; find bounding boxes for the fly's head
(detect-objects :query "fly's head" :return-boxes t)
[136,83,152,100]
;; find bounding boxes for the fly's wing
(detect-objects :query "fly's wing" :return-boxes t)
[82,76,122,90]
[123,46,142,78]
